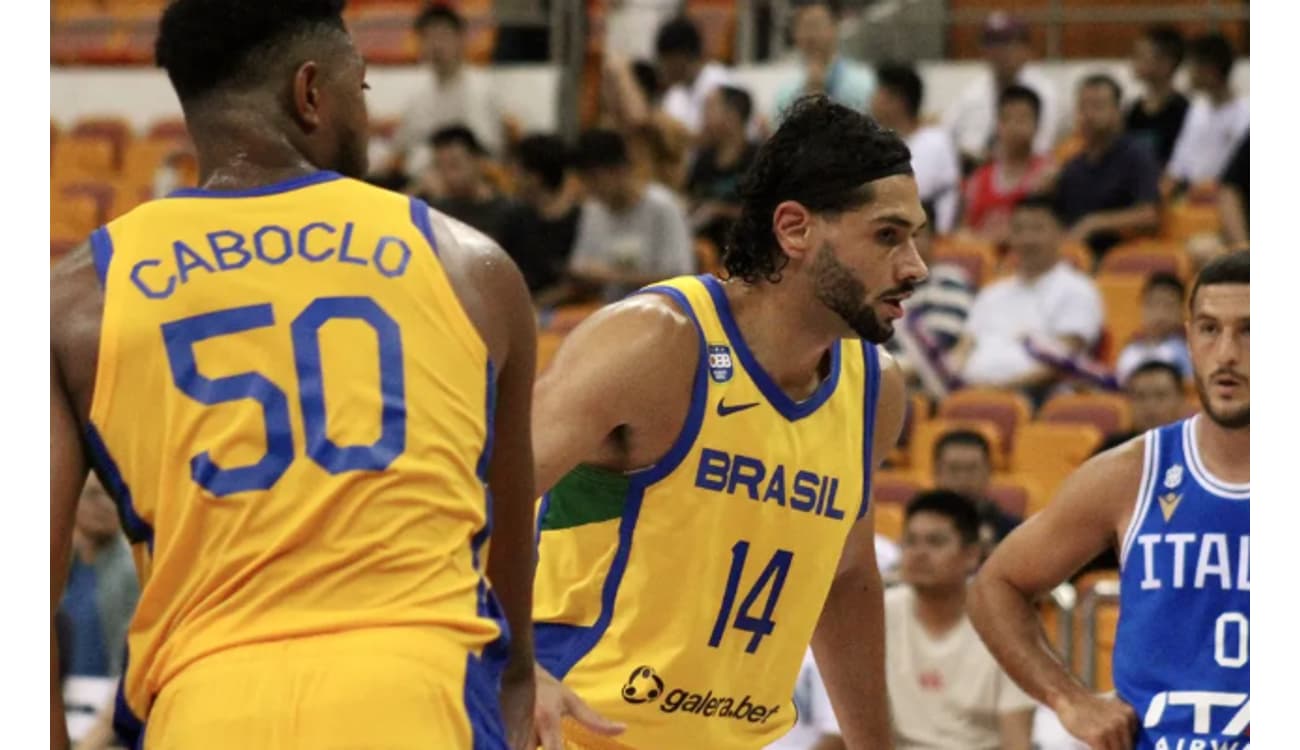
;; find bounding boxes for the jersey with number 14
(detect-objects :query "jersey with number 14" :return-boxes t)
[1115,417,1250,749]
[86,172,503,730]
[533,275,881,750]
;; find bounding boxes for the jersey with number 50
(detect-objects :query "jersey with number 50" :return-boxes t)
[1115,417,1250,749]
[532,275,882,750]
[87,172,503,731]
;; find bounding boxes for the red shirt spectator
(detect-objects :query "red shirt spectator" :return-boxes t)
[960,85,1050,245]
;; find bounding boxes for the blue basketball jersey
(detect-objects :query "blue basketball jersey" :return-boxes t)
[1115,417,1250,749]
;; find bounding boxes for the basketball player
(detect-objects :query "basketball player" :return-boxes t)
[530,96,928,750]
[970,250,1249,750]
[50,2,538,748]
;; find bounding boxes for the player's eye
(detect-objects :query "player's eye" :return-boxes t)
[876,229,899,245]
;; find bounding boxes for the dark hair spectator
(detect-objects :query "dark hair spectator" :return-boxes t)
[906,490,982,546]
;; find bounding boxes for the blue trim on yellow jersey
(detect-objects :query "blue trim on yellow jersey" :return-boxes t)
[701,274,842,422]
[111,644,144,749]
[85,423,154,552]
[167,170,343,199]
[535,283,709,678]
[409,196,441,256]
[856,343,882,520]
[90,226,113,287]
[464,651,509,749]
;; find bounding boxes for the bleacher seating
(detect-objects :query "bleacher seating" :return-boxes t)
[870,471,926,508]
[1012,422,1104,511]
[937,388,1032,457]
[1039,391,1132,437]
[910,418,1006,480]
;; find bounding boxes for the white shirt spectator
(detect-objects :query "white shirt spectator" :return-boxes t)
[943,67,1060,160]
[1165,94,1249,183]
[663,62,734,135]
[391,67,504,172]
[961,261,1104,386]
[906,125,963,233]
[808,586,1037,749]
[570,183,695,301]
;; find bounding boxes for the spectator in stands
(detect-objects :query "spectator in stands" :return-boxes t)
[421,125,515,244]
[390,4,503,176]
[600,55,694,191]
[942,12,1059,171]
[59,476,140,748]
[686,85,758,259]
[1166,33,1249,187]
[1055,74,1161,257]
[655,16,733,136]
[871,64,961,234]
[500,134,582,306]
[772,0,875,122]
[569,129,695,301]
[1115,272,1193,386]
[1126,25,1189,168]
[932,430,1020,557]
[887,207,975,401]
[960,85,1052,246]
[1098,360,1189,453]
[951,195,1104,400]
[1218,132,1249,248]
[807,492,1035,749]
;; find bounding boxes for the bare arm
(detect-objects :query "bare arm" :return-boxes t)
[427,213,539,748]
[1070,204,1159,242]
[811,352,907,750]
[532,296,697,492]
[998,709,1035,750]
[51,353,85,750]
[969,441,1144,749]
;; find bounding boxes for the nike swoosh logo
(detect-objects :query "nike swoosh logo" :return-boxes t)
[716,399,761,417]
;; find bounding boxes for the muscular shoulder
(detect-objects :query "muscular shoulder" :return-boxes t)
[545,290,700,393]
[426,208,531,366]
[1056,433,1149,519]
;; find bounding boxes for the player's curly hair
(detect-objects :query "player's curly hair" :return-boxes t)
[156,0,348,102]
[724,95,912,284]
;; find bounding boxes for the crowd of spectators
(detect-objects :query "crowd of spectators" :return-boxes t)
[57,2,1249,748]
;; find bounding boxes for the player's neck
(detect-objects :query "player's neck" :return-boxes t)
[912,584,968,636]
[724,281,843,401]
[1195,415,1250,484]
[189,112,321,192]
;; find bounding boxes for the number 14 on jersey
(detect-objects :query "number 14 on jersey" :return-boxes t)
[709,541,795,654]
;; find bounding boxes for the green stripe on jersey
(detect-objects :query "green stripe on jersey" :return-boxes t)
[540,464,630,531]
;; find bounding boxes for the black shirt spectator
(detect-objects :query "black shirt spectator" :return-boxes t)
[422,125,516,245]
[1056,76,1160,257]
[499,133,583,302]
[1221,133,1248,218]
[1125,25,1189,167]
[686,86,757,255]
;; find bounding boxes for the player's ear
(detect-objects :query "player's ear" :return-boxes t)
[291,61,324,131]
[772,201,816,262]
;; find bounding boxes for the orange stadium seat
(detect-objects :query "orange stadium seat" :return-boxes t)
[1012,422,1103,512]
[932,236,996,288]
[937,388,1032,456]
[146,118,190,142]
[58,181,116,227]
[110,180,154,220]
[987,474,1040,519]
[870,471,925,508]
[686,1,737,63]
[910,418,1005,479]
[874,501,905,543]
[460,0,498,65]
[71,117,132,169]
[53,134,117,185]
[1099,247,1191,281]
[1039,391,1132,438]
[52,193,102,245]
[51,239,79,262]
[350,5,420,65]
[1162,200,1221,241]
[1095,273,1147,364]
[537,330,566,374]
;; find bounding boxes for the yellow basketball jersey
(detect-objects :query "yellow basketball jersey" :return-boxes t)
[533,275,882,750]
[85,171,503,737]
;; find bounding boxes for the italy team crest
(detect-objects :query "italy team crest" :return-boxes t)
[707,344,734,383]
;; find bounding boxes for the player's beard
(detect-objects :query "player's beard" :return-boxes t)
[811,242,895,344]
[1196,370,1250,429]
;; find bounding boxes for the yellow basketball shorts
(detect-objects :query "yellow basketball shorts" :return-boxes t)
[139,627,506,750]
